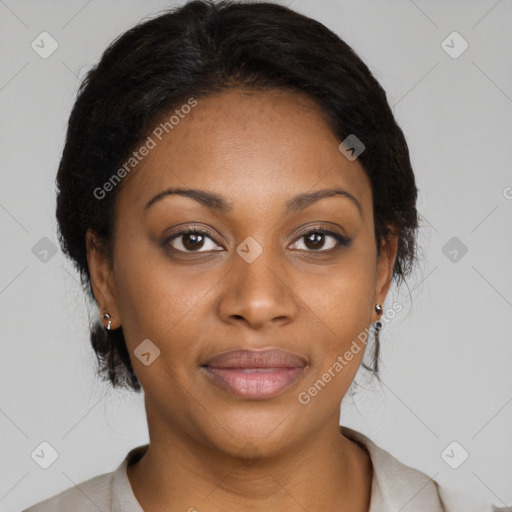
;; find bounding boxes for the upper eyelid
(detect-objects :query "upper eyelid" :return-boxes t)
[294,225,344,237]
[290,228,350,249]
[166,227,223,247]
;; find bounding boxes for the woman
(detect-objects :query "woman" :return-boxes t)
[25,0,445,510]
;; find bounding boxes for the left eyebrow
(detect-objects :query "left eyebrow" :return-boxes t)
[285,188,362,218]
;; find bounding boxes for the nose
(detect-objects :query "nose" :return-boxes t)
[216,248,298,329]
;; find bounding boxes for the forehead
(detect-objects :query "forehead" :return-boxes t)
[117,89,372,217]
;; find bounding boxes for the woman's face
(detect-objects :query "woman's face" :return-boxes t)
[88,89,396,458]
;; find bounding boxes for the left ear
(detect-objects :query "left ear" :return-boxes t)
[372,230,398,323]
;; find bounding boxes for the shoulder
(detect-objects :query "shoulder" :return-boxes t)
[341,426,446,512]
[24,444,148,512]
[23,471,115,512]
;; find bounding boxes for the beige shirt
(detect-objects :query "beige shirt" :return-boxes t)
[24,426,445,511]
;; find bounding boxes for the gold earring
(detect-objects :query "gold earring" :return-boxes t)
[375,304,383,315]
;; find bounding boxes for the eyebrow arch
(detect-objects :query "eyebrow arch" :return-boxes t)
[144,188,233,212]
[285,188,362,217]
[144,186,362,217]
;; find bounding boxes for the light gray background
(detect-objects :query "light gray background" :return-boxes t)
[1,1,511,511]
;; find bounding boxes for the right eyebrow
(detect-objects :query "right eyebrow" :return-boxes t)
[144,187,233,212]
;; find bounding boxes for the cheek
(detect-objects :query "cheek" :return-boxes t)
[300,250,376,331]
[112,238,204,350]
[293,268,376,407]
[296,245,377,378]
[112,247,209,400]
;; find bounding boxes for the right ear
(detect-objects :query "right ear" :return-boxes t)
[85,229,121,330]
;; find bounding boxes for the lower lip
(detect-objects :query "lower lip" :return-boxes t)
[202,366,305,399]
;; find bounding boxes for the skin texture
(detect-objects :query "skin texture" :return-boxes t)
[87,89,398,512]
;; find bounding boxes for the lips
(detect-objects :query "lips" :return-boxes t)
[202,348,307,400]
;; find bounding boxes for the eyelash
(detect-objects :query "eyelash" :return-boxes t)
[163,226,351,253]
[293,227,352,251]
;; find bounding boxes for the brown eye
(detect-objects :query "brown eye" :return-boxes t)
[304,232,327,250]
[165,229,223,253]
[182,232,206,251]
[290,228,351,252]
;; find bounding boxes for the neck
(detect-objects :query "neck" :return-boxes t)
[127,412,372,512]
